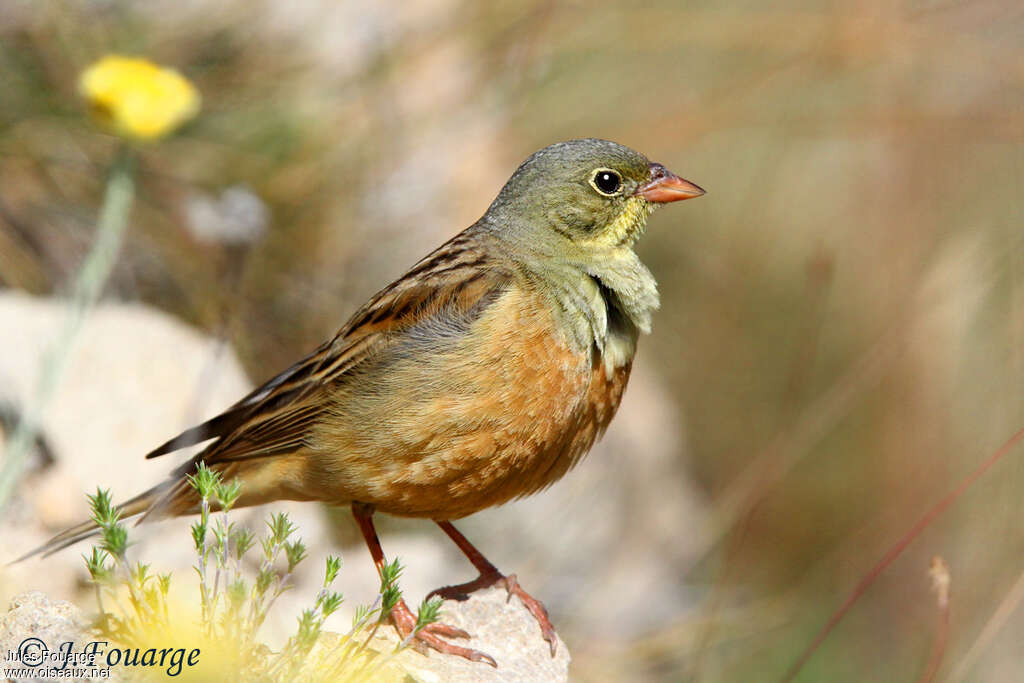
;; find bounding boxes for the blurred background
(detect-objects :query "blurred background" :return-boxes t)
[0,0,1022,680]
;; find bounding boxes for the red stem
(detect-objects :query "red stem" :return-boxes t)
[779,424,1024,683]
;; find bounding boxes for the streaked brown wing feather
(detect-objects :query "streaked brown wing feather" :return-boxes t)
[146,227,509,468]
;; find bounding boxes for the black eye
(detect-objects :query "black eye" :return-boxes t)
[591,169,621,196]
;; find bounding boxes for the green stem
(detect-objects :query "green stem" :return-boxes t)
[0,148,136,509]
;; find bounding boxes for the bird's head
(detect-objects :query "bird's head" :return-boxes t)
[485,138,703,255]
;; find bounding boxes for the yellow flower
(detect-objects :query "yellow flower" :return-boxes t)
[79,55,200,140]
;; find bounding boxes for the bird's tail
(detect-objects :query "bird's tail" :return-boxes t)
[13,455,291,564]
[11,474,191,563]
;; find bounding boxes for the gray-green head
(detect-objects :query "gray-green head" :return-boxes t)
[480,138,704,350]
[484,138,703,251]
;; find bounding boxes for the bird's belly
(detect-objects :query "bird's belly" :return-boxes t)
[307,285,632,519]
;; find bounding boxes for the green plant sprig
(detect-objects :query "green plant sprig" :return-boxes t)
[84,470,421,680]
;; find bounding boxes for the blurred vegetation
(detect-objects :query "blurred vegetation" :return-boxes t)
[1,0,1022,681]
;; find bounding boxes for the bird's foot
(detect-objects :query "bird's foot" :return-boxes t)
[427,571,557,656]
[389,597,497,667]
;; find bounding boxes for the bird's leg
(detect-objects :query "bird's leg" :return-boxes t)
[350,503,496,666]
[428,520,557,656]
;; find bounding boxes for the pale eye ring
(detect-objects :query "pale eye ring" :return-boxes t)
[590,168,622,196]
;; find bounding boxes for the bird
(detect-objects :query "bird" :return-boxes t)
[18,138,703,665]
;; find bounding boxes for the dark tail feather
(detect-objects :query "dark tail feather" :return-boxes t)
[10,479,177,564]
[144,411,241,459]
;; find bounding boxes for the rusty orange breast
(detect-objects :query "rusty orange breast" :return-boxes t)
[312,282,634,519]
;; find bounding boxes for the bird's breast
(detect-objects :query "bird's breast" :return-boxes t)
[312,282,633,518]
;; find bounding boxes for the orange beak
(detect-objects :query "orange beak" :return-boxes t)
[635,163,705,203]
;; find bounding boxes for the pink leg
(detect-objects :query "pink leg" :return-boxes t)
[351,504,496,666]
[428,520,557,656]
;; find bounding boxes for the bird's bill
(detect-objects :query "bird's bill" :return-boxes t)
[635,163,705,203]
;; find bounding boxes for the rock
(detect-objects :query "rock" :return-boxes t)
[0,290,252,509]
[0,586,568,682]
[0,292,251,606]
[352,586,569,683]
[0,591,84,651]
[0,591,98,681]
[29,463,83,529]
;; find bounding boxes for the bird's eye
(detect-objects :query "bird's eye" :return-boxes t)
[590,169,622,196]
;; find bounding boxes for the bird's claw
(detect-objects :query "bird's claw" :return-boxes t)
[389,598,497,667]
[427,571,558,656]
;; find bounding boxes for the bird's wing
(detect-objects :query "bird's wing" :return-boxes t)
[145,228,511,465]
